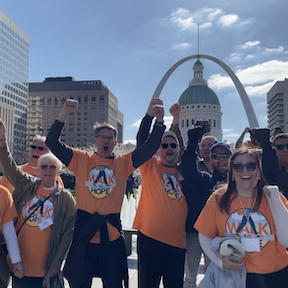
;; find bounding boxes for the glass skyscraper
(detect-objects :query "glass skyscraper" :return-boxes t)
[0,10,29,163]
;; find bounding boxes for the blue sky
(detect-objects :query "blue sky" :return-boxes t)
[2,0,288,144]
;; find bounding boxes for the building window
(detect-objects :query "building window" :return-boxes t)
[100,95,105,104]
[182,120,184,128]
[186,119,189,127]
[54,96,58,105]
[214,119,216,127]
[192,119,194,125]
[48,97,51,105]
[40,97,44,105]
[78,95,81,104]
[91,95,96,104]
[84,95,88,104]
[61,97,66,105]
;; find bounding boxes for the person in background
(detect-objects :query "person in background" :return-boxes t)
[45,98,165,288]
[0,185,25,287]
[195,148,288,288]
[0,118,77,288]
[0,135,64,192]
[181,124,232,288]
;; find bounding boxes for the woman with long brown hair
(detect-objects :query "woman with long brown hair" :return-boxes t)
[195,147,288,288]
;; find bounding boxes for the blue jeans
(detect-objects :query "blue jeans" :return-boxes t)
[183,232,202,288]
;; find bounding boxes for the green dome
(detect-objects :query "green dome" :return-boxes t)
[178,85,220,105]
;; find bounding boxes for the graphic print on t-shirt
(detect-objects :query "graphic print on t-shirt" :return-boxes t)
[162,173,183,200]
[226,208,271,250]
[85,165,116,199]
[22,195,54,227]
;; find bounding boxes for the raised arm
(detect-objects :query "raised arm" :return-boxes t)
[136,98,163,147]
[46,99,78,166]
[133,102,165,168]
[0,119,29,189]
[235,127,250,149]
[169,103,184,158]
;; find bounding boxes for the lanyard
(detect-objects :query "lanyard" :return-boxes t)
[236,194,257,235]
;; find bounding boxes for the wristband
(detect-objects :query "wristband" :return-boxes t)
[156,120,164,125]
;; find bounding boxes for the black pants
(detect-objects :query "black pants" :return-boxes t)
[247,265,288,288]
[0,244,9,288]
[67,236,127,288]
[137,232,185,288]
[12,276,44,288]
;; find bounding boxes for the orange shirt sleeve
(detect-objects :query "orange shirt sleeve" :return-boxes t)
[0,186,17,228]
[0,175,13,193]
[194,193,219,238]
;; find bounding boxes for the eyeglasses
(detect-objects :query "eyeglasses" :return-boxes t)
[31,145,46,151]
[161,143,177,149]
[232,162,257,172]
[96,135,115,141]
[274,143,288,150]
[40,165,57,171]
[211,153,231,160]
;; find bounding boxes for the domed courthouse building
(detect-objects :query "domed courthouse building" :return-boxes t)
[178,58,223,144]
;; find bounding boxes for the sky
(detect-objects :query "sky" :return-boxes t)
[2,0,288,144]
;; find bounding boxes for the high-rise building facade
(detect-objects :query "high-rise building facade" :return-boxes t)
[28,77,124,148]
[0,10,29,163]
[267,78,288,133]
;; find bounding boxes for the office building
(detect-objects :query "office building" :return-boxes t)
[267,78,288,133]
[28,77,124,147]
[0,10,29,163]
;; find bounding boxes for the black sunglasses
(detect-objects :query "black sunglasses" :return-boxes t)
[161,143,177,149]
[232,162,257,172]
[275,144,288,150]
[40,165,57,170]
[31,145,46,151]
[211,153,231,160]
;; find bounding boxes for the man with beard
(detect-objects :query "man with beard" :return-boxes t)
[181,125,232,288]
[133,101,188,288]
[45,98,165,288]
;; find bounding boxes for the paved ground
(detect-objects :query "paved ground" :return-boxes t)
[8,235,205,287]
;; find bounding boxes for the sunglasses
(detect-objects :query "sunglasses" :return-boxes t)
[31,145,46,151]
[96,135,115,141]
[275,144,288,150]
[211,153,231,160]
[232,162,257,172]
[161,143,177,149]
[40,165,57,171]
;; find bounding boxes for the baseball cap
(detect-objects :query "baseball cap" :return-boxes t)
[211,142,232,154]
[162,131,179,146]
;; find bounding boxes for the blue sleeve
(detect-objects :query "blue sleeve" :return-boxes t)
[262,144,280,184]
[136,114,153,147]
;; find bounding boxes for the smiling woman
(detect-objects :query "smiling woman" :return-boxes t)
[194,147,288,288]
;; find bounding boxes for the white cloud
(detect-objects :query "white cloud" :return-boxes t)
[245,54,255,59]
[264,46,284,53]
[223,133,239,138]
[200,22,213,29]
[207,8,222,21]
[219,14,239,26]
[130,119,141,128]
[241,40,260,49]
[171,43,190,50]
[223,128,233,132]
[245,81,275,97]
[129,115,173,130]
[208,60,288,95]
[230,52,243,61]
[171,7,190,17]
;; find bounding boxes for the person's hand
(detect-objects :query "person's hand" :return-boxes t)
[250,128,270,146]
[0,118,7,140]
[243,127,251,134]
[12,261,25,279]
[169,103,180,124]
[63,99,79,114]
[222,256,244,271]
[176,169,184,182]
[47,267,60,277]
[147,98,163,118]
[155,104,164,122]
[187,126,204,146]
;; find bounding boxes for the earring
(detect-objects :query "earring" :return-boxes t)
[232,178,235,181]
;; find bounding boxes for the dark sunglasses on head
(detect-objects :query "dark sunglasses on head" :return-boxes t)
[31,145,46,151]
[211,153,231,160]
[161,143,177,149]
[275,143,288,150]
[232,162,257,172]
[40,165,57,171]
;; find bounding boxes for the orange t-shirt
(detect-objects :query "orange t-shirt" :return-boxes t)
[15,186,54,277]
[0,185,17,231]
[67,149,134,244]
[133,156,188,249]
[0,163,64,193]
[194,191,288,274]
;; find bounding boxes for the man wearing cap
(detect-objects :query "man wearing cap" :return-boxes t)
[181,125,232,288]
[133,101,188,288]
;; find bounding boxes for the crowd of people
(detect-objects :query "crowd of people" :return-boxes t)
[0,98,288,288]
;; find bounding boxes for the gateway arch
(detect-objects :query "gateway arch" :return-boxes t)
[152,54,259,128]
